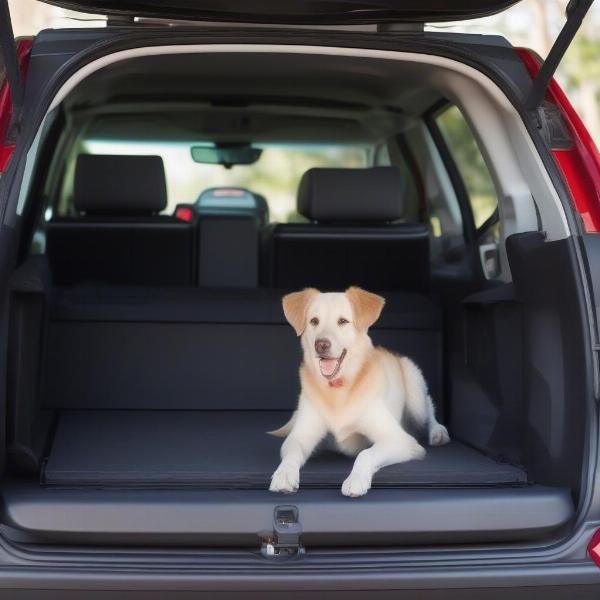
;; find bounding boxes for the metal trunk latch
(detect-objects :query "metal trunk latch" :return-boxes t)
[261,505,304,558]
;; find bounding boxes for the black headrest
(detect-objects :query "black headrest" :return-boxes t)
[297,167,405,222]
[195,187,269,225]
[74,154,168,215]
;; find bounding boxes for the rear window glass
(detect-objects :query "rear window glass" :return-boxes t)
[69,141,370,223]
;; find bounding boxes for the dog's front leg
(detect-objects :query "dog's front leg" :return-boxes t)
[342,413,425,498]
[270,400,327,494]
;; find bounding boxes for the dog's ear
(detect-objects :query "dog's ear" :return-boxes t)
[282,288,320,336]
[346,287,385,331]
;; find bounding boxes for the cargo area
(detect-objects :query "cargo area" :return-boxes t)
[1,40,592,549]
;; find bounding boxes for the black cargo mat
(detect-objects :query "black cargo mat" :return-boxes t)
[43,410,528,488]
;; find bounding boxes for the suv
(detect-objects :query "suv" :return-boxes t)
[1,0,600,598]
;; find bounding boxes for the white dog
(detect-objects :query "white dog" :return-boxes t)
[269,287,450,497]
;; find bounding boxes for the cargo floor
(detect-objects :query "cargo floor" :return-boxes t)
[42,410,528,488]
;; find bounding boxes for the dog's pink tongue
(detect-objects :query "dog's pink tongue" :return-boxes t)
[319,358,338,377]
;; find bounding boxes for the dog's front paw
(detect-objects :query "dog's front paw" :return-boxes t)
[341,471,372,497]
[270,464,300,493]
[429,424,450,446]
[405,440,427,461]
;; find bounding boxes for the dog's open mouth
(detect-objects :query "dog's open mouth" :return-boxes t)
[318,349,347,379]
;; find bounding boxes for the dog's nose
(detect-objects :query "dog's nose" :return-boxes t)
[315,338,331,355]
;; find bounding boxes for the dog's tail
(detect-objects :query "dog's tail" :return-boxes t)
[267,411,297,438]
[398,356,429,427]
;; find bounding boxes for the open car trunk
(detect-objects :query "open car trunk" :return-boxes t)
[0,34,593,552]
[2,233,584,548]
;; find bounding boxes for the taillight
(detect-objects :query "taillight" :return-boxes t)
[588,529,600,567]
[175,207,194,222]
[516,47,600,233]
[0,37,33,173]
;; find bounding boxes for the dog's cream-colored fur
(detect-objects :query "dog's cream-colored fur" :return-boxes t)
[269,287,450,497]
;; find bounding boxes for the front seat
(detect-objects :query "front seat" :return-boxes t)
[46,154,195,286]
[269,167,430,292]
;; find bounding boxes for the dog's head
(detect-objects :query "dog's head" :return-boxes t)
[282,287,385,384]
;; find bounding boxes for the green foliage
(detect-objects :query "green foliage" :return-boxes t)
[561,33,600,86]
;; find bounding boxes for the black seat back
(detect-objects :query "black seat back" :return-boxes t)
[46,155,195,286]
[270,167,430,292]
[196,187,268,288]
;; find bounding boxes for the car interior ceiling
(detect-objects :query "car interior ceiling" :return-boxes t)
[0,50,591,545]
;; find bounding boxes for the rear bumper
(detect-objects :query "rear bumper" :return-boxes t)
[0,481,573,546]
[0,562,598,598]
[0,485,595,597]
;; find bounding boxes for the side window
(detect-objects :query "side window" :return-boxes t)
[403,125,465,266]
[435,105,501,277]
[378,138,422,225]
[373,143,391,166]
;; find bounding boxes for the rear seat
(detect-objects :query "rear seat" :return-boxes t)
[195,187,267,288]
[269,167,430,292]
[11,164,441,470]
[43,285,442,411]
[46,155,195,286]
[9,260,441,469]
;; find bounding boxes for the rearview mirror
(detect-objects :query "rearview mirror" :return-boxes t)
[190,144,262,168]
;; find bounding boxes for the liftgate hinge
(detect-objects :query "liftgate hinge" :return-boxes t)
[261,505,305,557]
[534,102,574,150]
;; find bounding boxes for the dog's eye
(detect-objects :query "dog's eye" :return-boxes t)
[310,317,319,326]
[338,317,349,326]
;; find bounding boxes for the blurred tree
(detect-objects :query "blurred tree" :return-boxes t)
[560,7,600,144]
[530,0,556,54]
